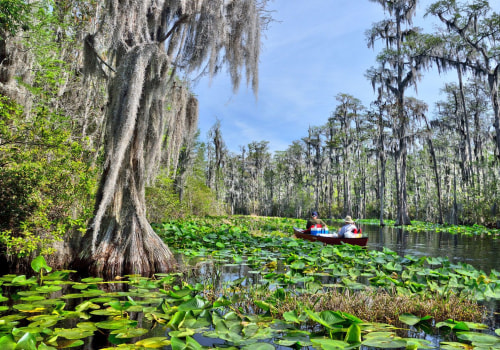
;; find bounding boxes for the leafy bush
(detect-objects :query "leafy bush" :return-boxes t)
[182,172,226,216]
[0,96,96,257]
[145,171,185,223]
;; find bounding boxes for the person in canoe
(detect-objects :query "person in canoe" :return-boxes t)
[338,215,361,238]
[305,211,329,235]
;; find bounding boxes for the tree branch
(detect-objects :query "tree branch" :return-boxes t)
[85,35,116,73]
[158,14,190,44]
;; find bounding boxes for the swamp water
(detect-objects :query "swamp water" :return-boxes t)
[2,224,499,349]
[182,224,499,349]
[363,225,499,275]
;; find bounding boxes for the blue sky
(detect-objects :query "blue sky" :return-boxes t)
[193,0,498,154]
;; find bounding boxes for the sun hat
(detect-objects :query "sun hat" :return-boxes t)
[311,211,318,217]
[344,215,354,224]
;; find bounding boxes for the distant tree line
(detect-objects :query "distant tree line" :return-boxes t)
[201,0,500,227]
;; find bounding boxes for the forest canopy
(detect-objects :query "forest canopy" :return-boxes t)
[0,0,498,274]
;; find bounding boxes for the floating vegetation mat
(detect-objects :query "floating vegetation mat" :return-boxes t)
[0,216,498,349]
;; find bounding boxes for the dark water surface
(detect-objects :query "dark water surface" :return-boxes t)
[194,224,500,349]
[359,224,499,274]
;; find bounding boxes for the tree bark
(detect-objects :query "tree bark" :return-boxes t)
[76,45,177,278]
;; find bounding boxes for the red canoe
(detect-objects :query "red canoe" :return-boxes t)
[293,229,368,247]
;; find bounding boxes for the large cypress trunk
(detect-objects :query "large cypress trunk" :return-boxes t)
[75,0,266,277]
[76,45,176,277]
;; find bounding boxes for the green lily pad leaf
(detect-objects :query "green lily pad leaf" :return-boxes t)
[27,316,59,328]
[436,320,470,331]
[213,296,231,308]
[185,336,203,350]
[0,334,15,350]
[15,332,37,350]
[276,333,311,347]
[75,301,100,313]
[241,343,275,350]
[496,329,500,336]
[81,289,104,298]
[81,277,103,283]
[71,283,89,290]
[283,310,301,323]
[0,295,8,302]
[44,270,73,281]
[0,315,26,323]
[404,338,435,349]
[37,343,57,350]
[54,328,95,340]
[290,261,306,270]
[100,346,137,350]
[31,256,52,273]
[171,336,203,350]
[20,295,45,302]
[310,337,352,349]
[304,309,334,329]
[111,327,149,338]
[439,341,473,349]
[254,300,275,312]
[35,285,62,293]
[90,309,121,316]
[399,313,425,326]
[135,337,170,348]
[345,323,361,344]
[169,329,196,338]
[95,319,138,330]
[10,275,37,285]
[319,310,347,326]
[107,300,134,311]
[52,339,84,348]
[168,289,192,299]
[170,336,186,350]
[61,293,86,299]
[89,297,116,303]
[362,336,407,348]
[0,306,9,312]
[178,296,210,311]
[13,303,46,313]
[456,331,500,344]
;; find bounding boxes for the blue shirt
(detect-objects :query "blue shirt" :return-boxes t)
[338,223,356,237]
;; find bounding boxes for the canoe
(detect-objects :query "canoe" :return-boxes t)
[293,229,368,247]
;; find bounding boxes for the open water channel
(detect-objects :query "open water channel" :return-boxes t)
[361,224,499,275]
[195,223,500,349]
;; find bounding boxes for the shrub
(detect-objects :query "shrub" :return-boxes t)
[0,96,96,257]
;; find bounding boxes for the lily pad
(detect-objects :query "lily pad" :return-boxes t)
[362,336,408,348]
[54,327,95,340]
[95,319,138,330]
[111,327,149,338]
[135,337,171,348]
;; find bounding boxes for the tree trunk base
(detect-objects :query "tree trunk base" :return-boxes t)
[73,215,177,279]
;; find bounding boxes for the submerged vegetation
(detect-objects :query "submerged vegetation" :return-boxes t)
[0,216,498,349]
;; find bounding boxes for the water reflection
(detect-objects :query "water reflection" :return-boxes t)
[362,224,499,275]
[361,223,500,330]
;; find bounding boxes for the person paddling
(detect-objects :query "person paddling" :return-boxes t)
[338,215,358,238]
[305,211,328,234]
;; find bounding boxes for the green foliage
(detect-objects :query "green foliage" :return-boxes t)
[0,0,100,258]
[145,171,185,223]
[0,218,495,349]
[0,0,31,37]
[0,96,96,257]
[183,173,225,216]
